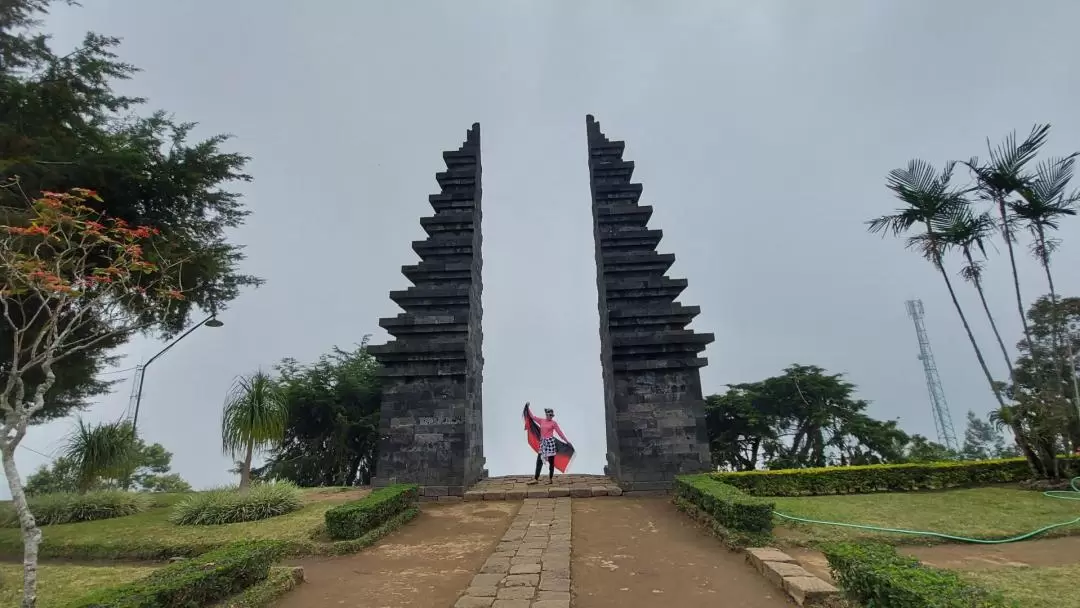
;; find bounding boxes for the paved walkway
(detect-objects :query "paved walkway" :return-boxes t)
[277,502,516,608]
[571,497,791,608]
[466,475,623,501]
[454,498,572,607]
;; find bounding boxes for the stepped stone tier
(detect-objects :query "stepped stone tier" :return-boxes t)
[369,123,485,499]
[586,115,714,491]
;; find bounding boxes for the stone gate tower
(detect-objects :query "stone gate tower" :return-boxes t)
[586,115,713,491]
[369,124,485,498]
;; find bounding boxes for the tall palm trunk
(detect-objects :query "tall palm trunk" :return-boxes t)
[239,439,254,491]
[1035,225,1080,443]
[997,198,1038,360]
[963,247,1016,387]
[931,234,1005,409]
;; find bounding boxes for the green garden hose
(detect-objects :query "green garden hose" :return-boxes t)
[771,477,1080,545]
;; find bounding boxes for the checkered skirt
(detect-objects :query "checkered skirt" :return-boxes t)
[539,436,558,458]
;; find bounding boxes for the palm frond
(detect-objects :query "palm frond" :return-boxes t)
[64,419,139,492]
[984,124,1051,192]
[870,159,967,238]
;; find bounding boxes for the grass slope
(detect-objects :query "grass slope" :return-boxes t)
[0,489,366,560]
[0,564,157,608]
[964,564,1080,608]
[770,485,1080,547]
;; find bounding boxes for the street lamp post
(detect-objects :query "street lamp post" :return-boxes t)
[131,314,224,432]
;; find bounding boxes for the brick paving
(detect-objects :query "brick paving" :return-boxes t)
[454,498,572,608]
[465,475,622,501]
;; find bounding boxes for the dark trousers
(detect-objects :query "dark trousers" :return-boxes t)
[534,453,555,480]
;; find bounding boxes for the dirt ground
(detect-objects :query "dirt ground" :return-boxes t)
[789,535,1080,582]
[572,497,791,608]
[276,501,517,608]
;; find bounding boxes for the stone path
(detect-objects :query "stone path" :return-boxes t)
[454,498,572,607]
[466,475,622,501]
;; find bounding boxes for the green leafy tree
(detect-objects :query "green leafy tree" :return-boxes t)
[256,343,382,486]
[705,365,908,470]
[960,410,1008,460]
[901,434,957,463]
[0,0,260,424]
[221,371,288,490]
[25,436,191,495]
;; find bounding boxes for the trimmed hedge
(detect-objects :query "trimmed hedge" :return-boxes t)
[673,475,774,535]
[823,542,1013,607]
[712,457,1080,496]
[67,540,284,608]
[0,491,151,527]
[324,484,418,541]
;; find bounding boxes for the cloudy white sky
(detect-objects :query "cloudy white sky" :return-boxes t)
[11,0,1080,493]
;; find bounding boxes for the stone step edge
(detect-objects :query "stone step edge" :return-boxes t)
[744,548,839,608]
[462,486,624,501]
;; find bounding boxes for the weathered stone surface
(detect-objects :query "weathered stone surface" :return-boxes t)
[535,591,571,601]
[745,547,796,573]
[539,576,570,591]
[372,123,485,494]
[464,491,484,501]
[762,560,813,587]
[783,576,839,606]
[502,573,539,587]
[471,573,504,588]
[586,115,713,492]
[490,600,530,608]
[463,586,497,597]
[509,563,541,575]
[532,601,571,608]
[495,586,535,600]
[454,596,494,608]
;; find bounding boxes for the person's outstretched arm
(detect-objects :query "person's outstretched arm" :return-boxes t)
[525,402,541,424]
[553,422,570,444]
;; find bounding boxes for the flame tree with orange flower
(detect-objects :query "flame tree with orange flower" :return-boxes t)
[0,185,186,608]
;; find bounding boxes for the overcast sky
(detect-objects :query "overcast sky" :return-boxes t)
[11,1,1080,494]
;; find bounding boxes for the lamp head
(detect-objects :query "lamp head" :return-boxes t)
[204,317,224,328]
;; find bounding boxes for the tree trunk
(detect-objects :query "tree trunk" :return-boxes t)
[935,250,1006,409]
[239,440,254,491]
[2,444,42,608]
[1037,225,1080,439]
[997,198,1038,364]
[965,248,1016,387]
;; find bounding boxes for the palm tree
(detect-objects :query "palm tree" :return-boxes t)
[221,371,288,490]
[869,159,1005,411]
[64,420,139,493]
[965,125,1050,363]
[1012,154,1080,419]
[936,206,1016,387]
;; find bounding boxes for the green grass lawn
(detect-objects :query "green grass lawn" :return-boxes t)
[963,563,1080,608]
[0,488,366,560]
[0,563,157,607]
[769,485,1080,547]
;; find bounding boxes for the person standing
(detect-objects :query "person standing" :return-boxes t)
[524,402,571,484]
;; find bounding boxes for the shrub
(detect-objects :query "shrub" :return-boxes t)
[0,491,150,527]
[823,542,1012,607]
[712,457,1080,497]
[673,475,774,534]
[169,482,303,526]
[66,540,285,608]
[324,484,418,541]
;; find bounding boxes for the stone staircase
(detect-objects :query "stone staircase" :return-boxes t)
[463,475,623,501]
